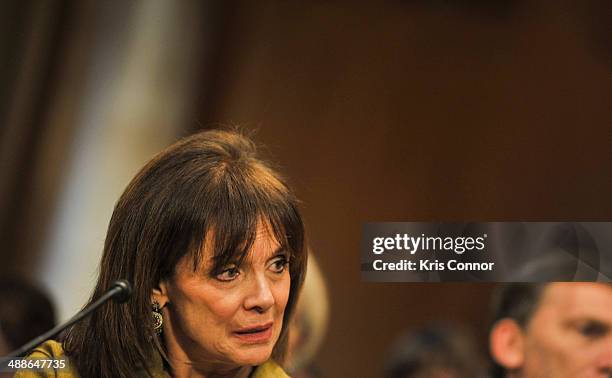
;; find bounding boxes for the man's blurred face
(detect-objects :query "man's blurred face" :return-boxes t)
[0,329,9,356]
[519,283,612,378]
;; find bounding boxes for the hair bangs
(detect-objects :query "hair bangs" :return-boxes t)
[186,161,304,275]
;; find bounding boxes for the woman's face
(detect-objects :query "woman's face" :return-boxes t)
[156,224,291,370]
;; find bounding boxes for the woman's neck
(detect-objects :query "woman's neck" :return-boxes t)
[168,362,253,378]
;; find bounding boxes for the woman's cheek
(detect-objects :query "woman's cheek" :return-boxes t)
[204,286,246,319]
[274,275,291,312]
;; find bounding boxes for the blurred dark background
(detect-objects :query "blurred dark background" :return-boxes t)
[1,1,611,377]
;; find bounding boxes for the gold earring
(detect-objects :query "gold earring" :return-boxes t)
[152,301,163,335]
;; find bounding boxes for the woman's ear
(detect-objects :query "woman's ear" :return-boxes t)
[151,280,169,307]
[490,318,526,371]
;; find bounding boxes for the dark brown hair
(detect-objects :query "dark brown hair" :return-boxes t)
[63,129,307,378]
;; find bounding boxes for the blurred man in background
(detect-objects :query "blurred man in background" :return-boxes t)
[0,277,56,356]
[384,324,486,378]
[489,283,612,378]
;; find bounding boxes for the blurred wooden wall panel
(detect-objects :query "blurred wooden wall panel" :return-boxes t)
[195,1,612,376]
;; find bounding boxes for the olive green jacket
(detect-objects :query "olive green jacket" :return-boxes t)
[14,340,289,378]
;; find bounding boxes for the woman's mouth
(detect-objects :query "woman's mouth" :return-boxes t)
[233,323,274,344]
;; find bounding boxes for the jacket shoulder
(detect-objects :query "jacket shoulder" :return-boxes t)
[13,340,76,378]
[252,360,290,378]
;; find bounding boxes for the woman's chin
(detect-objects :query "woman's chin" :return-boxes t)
[230,345,274,366]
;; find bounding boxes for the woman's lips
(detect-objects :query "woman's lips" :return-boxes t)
[233,323,273,343]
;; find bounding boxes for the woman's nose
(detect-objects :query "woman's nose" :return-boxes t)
[243,274,275,313]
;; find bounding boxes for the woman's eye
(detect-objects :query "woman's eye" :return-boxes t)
[216,266,240,281]
[270,257,288,273]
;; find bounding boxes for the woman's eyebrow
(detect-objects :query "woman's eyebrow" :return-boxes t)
[229,246,287,266]
[265,246,288,260]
